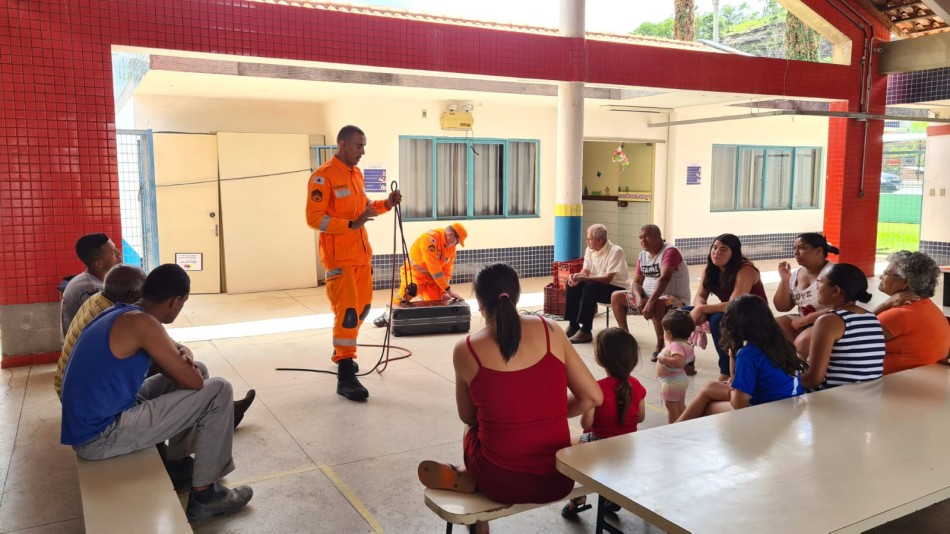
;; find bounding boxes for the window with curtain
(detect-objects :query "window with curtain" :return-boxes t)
[711,145,821,211]
[398,137,540,220]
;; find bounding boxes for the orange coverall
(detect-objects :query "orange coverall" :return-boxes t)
[394,228,457,304]
[306,156,390,362]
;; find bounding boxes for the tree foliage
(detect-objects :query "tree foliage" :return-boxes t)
[785,12,819,61]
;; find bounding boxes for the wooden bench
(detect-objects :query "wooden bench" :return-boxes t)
[424,484,588,533]
[75,447,192,533]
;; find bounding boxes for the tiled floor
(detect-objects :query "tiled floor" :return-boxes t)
[1,259,946,533]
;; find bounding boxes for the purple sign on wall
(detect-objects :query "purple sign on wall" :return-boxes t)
[687,164,701,185]
[364,168,387,193]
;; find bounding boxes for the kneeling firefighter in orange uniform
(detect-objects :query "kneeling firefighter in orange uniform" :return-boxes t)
[394,223,467,304]
[306,125,402,401]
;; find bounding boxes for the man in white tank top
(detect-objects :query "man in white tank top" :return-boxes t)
[610,225,691,359]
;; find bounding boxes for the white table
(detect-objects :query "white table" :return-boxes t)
[556,365,950,534]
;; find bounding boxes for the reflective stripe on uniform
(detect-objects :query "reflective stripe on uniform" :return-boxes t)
[411,261,431,277]
[333,338,358,346]
[432,272,445,279]
[319,215,332,232]
[327,268,343,278]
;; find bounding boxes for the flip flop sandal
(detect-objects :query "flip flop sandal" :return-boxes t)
[603,498,622,514]
[417,461,477,493]
[651,351,660,362]
[560,497,592,519]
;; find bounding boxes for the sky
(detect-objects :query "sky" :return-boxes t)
[365,0,761,34]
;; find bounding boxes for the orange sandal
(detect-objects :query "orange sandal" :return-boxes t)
[417,461,477,493]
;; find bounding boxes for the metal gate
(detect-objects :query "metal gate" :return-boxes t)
[877,137,926,256]
[116,129,159,272]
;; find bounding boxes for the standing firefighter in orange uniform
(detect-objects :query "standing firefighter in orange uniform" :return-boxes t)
[306,125,401,401]
[394,224,467,305]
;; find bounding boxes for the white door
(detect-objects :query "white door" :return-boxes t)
[152,133,221,294]
[217,133,317,293]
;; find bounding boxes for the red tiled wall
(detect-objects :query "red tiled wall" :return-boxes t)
[0,0,887,309]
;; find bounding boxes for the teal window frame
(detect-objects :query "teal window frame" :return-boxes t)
[710,144,822,212]
[399,136,541,221]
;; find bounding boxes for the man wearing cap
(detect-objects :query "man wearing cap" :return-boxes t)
[393,223,467,305]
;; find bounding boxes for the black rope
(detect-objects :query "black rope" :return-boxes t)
[276,180,414,377]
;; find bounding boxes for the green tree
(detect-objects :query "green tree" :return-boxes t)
[630,19,674,39]
[785,12,819,61]
[674,0,695,41]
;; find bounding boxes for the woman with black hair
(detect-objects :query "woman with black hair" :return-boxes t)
[800,263,886,390]
[417,263,602,533]
[690,234,767,381]
[773,233,839,353]
[677,295,807,422]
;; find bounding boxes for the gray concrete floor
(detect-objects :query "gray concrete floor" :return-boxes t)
[1,259,947,533]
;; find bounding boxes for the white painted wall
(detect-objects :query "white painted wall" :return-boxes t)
[663,111,828,241]
[319,96,561,255]
[134,95,324,134]
[920,131,950,243]
[581,200,651,264]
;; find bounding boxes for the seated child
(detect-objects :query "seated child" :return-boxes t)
[677,295,807,422]
[561,328,646,519]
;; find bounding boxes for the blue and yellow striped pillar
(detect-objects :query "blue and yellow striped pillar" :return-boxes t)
[554,203,583,261]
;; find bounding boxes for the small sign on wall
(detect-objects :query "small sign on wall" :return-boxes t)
[687,164,701,185]
[175,253,203,271]
[364,168,387,193]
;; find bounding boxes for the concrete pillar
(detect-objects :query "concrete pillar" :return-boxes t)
[554,0,585,261]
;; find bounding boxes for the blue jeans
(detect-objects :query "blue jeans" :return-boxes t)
[681,306,728,376]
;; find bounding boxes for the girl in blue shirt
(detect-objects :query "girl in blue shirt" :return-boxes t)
[677,295,807,421]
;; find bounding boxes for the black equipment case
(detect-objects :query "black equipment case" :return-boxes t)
[390,300,471,337]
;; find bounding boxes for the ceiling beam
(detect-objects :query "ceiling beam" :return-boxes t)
[879,30,950,72]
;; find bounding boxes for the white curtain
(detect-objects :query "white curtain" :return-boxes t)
[764,149,793,209]
[710,145,737,211]
[738,148,764,209]
[473,143,503,216]
[793,149,820,208]
[399,138,433,218]
[437,143,467,218]
[508,142,537,216]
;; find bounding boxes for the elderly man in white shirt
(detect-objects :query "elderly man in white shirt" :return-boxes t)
[564,224,630,343]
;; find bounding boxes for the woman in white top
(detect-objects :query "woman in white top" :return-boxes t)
[773,233,838,356]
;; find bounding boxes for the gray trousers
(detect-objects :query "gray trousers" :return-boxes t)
[74,367,236,487]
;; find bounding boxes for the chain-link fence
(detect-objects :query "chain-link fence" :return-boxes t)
[877,139,925,256]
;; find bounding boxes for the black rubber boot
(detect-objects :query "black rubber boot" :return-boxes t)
[373,312,389,328]
[337,358,368,401]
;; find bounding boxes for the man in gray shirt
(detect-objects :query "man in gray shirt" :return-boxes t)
[60,233,122,335]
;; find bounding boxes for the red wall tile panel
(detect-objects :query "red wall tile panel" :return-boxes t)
[0,0,887,310]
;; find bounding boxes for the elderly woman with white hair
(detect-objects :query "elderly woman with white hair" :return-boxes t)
[873,250,950,374]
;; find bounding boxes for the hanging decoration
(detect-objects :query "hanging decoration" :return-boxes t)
[612,144,630,174]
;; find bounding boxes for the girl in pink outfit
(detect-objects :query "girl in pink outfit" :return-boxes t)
[656,309,696,423]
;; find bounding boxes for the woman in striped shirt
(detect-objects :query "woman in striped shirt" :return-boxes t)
[801,263,885,390]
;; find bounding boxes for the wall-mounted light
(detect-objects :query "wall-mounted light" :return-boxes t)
[462,104,474,113]
[447,104,458,112]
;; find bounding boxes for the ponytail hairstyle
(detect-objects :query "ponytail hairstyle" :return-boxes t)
[594,328,640,425]
[473,263,522,362]
[797,232,840,257]
[823,263,873,303]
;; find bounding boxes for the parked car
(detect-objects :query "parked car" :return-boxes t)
[881,172,902,193]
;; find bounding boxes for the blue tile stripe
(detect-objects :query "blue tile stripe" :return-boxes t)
[887,67,950,105]
[920,240,950,267]
[370,246,555,290]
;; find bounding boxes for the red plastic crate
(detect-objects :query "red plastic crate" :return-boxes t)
[553,258,584,290]
[543,283,566,317]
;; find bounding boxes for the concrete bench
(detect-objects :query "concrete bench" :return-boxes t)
[75,447,192,533]
[424,484,588,533]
